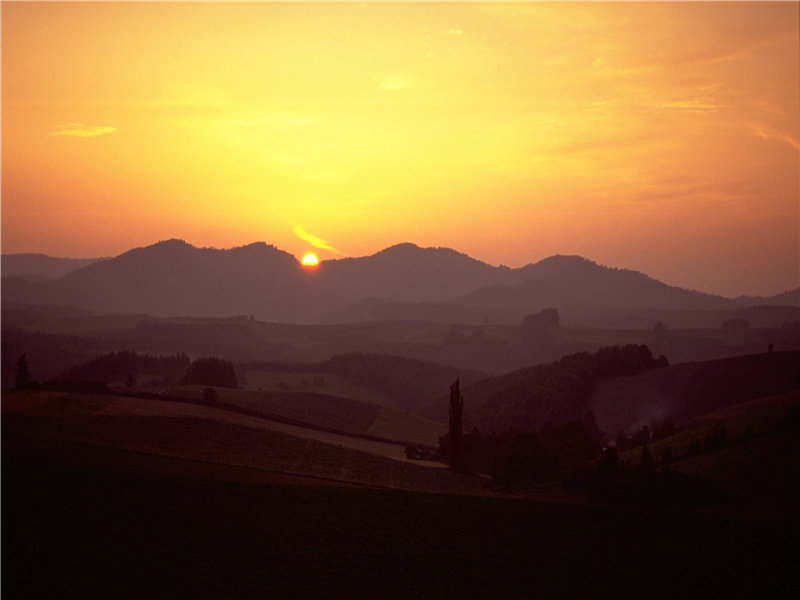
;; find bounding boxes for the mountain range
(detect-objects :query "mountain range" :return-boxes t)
[3,239,798,326]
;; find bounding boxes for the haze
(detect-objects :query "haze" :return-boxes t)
[2,1,798,297]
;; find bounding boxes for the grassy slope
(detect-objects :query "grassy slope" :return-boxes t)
[3,451,797,599]
[163,384,447,447]
[591,351,800,436]
[618,391,800,522]
[2,391,456,491]
[621,391,800,463]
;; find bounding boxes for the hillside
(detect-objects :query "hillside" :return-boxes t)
[424,345,669,434]
[456,255,737,314]
[590,351,800,436]
[1,390,475,492]
[50,239,339,322]
[1,253,108,279]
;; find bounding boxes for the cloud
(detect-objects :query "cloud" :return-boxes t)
[748,123,800,151]
[294,226,342,254]
[51,123,118,137]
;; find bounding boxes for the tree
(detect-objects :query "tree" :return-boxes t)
[182,357,239,389]
[448,378,465,471]
[14,354,36,389]
[203,387,219,405]
[519,308,560,351]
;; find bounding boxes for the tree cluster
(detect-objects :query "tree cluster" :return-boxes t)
[567,447,732,508]
[471,344,668,434]
[181,357,239,389]
[53,350,191,387]
[438,419,601,488]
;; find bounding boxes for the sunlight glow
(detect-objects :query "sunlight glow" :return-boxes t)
[1,2,797,296]
[301,253,319,268]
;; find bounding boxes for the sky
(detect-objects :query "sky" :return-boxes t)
[2,1,798,297]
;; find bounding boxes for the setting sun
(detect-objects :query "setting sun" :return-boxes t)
[301,253,319,269]
[1,2,797,297]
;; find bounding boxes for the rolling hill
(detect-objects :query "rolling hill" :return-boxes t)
[5,239,790,327]
[590,351,800,436]
[1,253,109,279]
[419,348,799,442]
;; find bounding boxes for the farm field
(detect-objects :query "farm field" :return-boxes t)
[3,446,797,599]
[161,384,448,447]
[620,390,800,466]
[1,391,473,493]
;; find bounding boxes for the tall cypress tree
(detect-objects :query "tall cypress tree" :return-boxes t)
[448,378,464,470]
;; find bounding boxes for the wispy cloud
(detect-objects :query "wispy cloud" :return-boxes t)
[748,123,800,151]
[52,123,118,137]
[294,226,342,254]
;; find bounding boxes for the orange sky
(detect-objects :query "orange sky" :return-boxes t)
[2,2,798,297]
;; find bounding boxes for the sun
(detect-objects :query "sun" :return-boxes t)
[301,253,319,269]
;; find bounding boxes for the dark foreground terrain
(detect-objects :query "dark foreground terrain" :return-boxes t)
[3,445,798,600]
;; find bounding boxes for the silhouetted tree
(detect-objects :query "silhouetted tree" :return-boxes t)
[519,308,560,351]
[489,432,555,487]
[14,354,36,389]
[448,378,465,470]
[203,387,219,404]
[182,357,239,389]
[600,446,618,476]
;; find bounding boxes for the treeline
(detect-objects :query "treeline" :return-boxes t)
[50,352,238,389]
[467,344,669,433]
[436,420,601,487]
[54,351,191,386]
[567,446,733,508]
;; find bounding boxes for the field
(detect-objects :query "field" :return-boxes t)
[163,384,448,448]
[1,390,473,492]
[4,446,798,599]
[4,387,800,598]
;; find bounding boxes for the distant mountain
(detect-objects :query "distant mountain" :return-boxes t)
[49,239,343,322]
[456,255,737,312]
[1,253,108,279]
[735,288,800,308]
[317,243,510,302]
[1,238,774,325]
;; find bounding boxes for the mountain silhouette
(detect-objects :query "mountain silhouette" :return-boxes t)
[2,239,792,324]
[456,255,738,313]
[1,253,108,280]
[317,243,509,302]
[51,239,340,321]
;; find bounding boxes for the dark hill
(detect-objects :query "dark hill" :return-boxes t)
[317,243,509,302]
[590,351,800,436]
[1,253,108,279]
[423,345,668,434]
[1,239,755,325]
[457,255,737,313]
[52,240,337,322]
[736,287,800,308]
